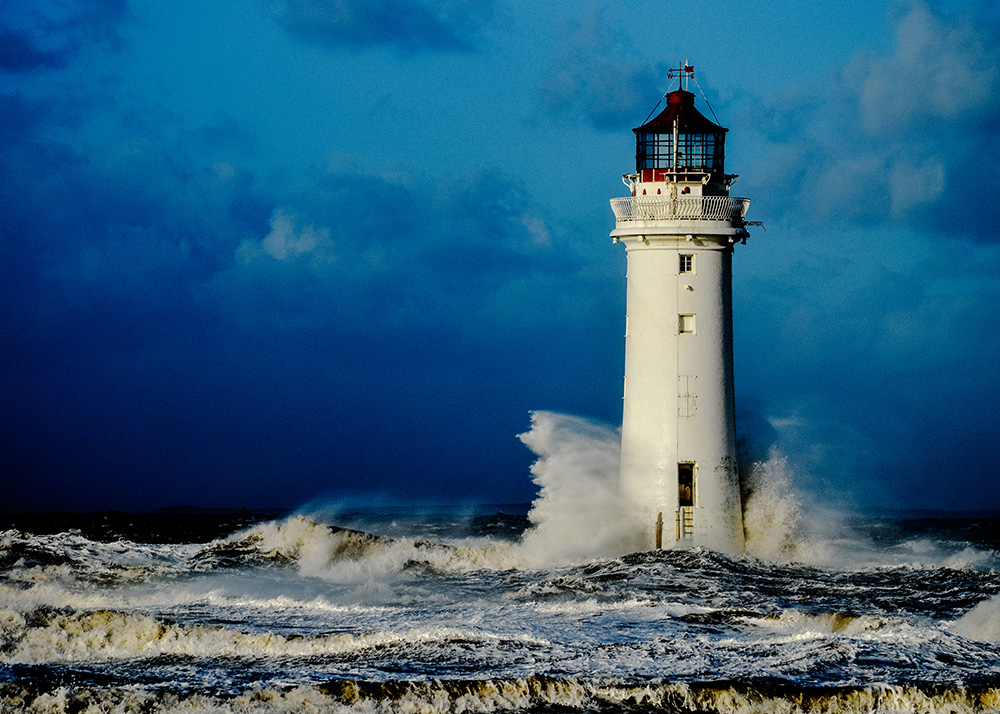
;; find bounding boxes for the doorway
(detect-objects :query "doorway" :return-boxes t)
[678,463,694,507]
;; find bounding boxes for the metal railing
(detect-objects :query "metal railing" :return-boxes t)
[610,195,750,223]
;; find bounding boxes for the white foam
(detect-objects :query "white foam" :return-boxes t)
[227,515,525,582]
[888,538,998,571]
[0,529,190,586]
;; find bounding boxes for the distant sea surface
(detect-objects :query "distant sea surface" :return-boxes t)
[2,504,999,713]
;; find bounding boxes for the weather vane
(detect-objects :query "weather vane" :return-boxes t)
[666,61,695,89]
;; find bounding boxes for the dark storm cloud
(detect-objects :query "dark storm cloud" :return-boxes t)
[273,0,494,53]
[739,1,1000,242]
[1,89,617,511]
[0,27,67,71]
[211,168,584,370]
[537,7,668,130]
[0,0,128,73]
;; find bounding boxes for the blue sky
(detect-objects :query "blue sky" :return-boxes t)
[3,0,999,513]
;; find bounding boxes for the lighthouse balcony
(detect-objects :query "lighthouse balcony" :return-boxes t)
[610,195,750,224]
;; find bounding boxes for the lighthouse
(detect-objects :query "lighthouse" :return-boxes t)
[610,66,751,553]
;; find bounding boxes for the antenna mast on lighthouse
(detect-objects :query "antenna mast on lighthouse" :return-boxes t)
[610,65,753,553]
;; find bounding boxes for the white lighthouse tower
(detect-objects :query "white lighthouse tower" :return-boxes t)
[610,67,752,553]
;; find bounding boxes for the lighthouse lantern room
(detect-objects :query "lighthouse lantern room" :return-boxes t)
[635,90,725,180]
[611,65,752,553]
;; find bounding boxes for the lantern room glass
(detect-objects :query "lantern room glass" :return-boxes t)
[636,132,724,172]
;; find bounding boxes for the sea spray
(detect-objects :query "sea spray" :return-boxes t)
[517,411,644,566]
[518,413,857,567]
[739,449,1000,570]
[950,594,1000,642]
[202,415,990,575]
[741,448,808,560]
[741,447,857,566]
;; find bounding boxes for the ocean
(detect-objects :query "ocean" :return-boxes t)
[2,412,999,713]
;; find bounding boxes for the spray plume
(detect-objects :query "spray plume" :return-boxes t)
[284,413,994,574]
[517,411,645,565]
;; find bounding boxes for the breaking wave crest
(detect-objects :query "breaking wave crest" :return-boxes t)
[0,530,188,587]
[0,606,539,664]
[4,677,999,714]
[195,515,522,580]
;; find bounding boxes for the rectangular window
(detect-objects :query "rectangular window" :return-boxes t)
[679,254,693,273]
[679,314,696,334]
[637,132,723,172]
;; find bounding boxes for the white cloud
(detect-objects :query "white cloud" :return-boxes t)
[856,2,1000,135]
[748,1,1000,237]
[889,153,945,216]
[238,209,335,263]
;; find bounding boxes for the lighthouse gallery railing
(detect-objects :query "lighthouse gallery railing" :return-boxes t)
[610,195,750,223]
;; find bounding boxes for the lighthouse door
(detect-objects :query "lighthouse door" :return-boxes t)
[677,463,695,540]
[678,463,694,507]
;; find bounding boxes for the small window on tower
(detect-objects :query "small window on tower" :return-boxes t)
[679,314,696,334]
[679,254,694,274]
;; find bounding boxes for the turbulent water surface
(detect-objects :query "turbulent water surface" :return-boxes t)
[2,415,999,713]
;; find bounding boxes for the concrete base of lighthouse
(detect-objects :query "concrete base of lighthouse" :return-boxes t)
[612,219,747,554]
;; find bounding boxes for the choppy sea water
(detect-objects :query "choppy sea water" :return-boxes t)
[2,413,999,713]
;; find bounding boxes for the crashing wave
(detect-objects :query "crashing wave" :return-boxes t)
[0,605,542,665]
[191,515,522,580]
[190,516,391,569]
[0,530,187,587]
